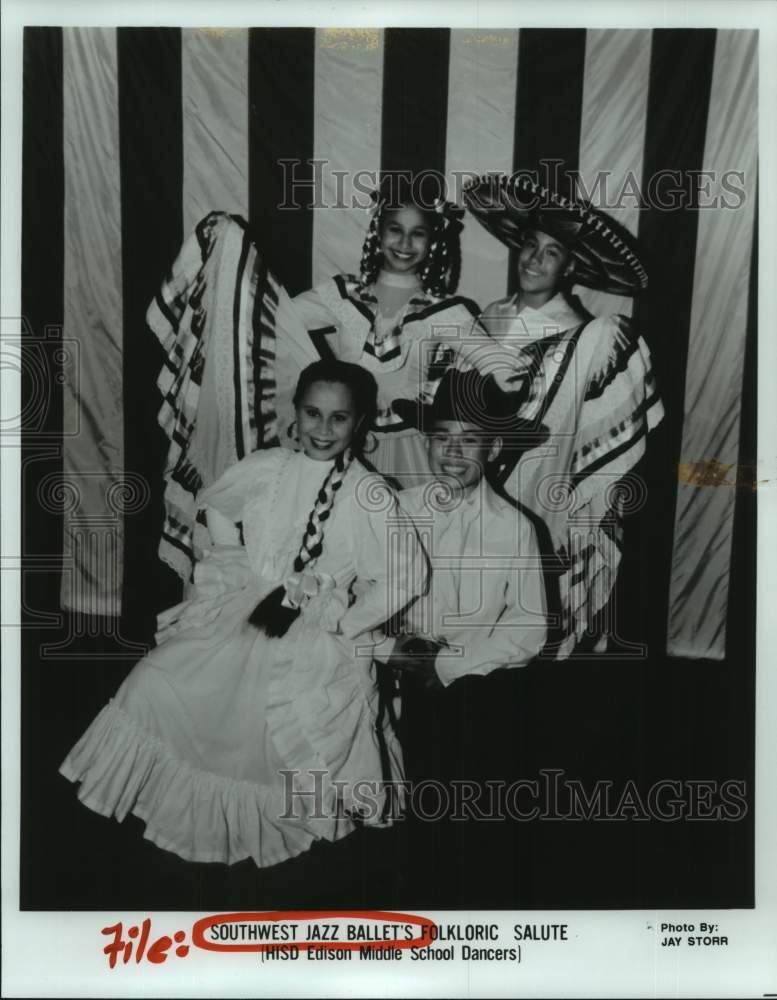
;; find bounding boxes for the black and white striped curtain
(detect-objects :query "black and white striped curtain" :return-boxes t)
[22,26,757,660]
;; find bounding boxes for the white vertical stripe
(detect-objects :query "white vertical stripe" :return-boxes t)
[61,28,123,615]
[181,28,249,237]
[312,28,384,287]
[667,30,758,660]
[445,29,519,310]
[576,29,651,318]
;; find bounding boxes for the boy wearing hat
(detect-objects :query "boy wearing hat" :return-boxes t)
[462,173,664,659]
[379,367,547,690]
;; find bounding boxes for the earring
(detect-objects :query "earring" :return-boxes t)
[286,420,299,443]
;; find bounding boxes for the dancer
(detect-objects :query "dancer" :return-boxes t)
[293,174,482,487]
[381,367,547,689]
[463,173,664,658]
[61,360,426,869]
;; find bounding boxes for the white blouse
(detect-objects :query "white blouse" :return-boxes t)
[198,448,427,640]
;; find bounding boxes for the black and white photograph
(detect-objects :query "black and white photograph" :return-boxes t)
[2,0,776,996]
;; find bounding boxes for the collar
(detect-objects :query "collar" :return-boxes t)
[512,291,586,328]
[344,275,433,310]
[483,291,587,343]
[376,269,422,290]
[419,476,510,516]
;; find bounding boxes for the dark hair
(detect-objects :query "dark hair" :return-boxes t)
[293,359,378,452]
[247,360,378,638]
[358,174,463,297]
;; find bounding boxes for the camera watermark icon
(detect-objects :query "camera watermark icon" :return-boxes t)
[0,320,80,439]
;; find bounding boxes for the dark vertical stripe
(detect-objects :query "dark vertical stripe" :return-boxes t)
[232,230,252,457]
[248,28,315,295]
[381,28,450,180]
[20,26,64,908]
[510,28,587,292]
[513,28,586,184]
[724,212,756,904]
[632,28,717,653]
[117,27,184,636]
[728,214,757,656]
[21,27,64,603]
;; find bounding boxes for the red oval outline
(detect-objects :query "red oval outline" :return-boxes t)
[192,910,438,953]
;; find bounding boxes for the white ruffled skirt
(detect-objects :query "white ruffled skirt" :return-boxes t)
[60,580,403,868]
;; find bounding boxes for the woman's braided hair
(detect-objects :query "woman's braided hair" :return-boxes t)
[358,173,464,298]
[248,360,378,637]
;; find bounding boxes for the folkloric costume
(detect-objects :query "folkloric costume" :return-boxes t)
[292,189,480,488]
[463,174,664,659]
[386,369,548,685]
[60,447,426,867]
[293,273,480,487]
[146,212,320,584]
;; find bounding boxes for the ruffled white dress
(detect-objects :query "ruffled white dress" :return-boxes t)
[60,449,425,868]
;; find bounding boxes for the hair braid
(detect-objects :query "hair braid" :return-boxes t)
[247,448,355,637]
[418,211,463,296]
[293,449,351,571]
[358,211,383,290]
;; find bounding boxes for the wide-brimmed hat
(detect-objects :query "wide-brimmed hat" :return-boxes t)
[463,173,647,296]
[393,368,543,442]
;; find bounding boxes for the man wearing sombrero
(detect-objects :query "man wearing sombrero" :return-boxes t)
[463,174,664,659]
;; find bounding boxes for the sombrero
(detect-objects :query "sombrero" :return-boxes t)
[393,368,545,443]
[463,173,648,295]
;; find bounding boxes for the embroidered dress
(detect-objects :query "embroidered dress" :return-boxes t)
[60,448,425,868]
[480,292,664,658]
[293,273,481,487]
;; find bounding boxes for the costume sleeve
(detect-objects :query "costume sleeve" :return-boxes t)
[571,314,664,513]
[196,449,281,523]
[339,477,429,640]
[289,282,349,375]
[441,299,516,381]
[291,286,339,331]
[205,507,242,546]
[435,518,547,686]
[544,314,663,659]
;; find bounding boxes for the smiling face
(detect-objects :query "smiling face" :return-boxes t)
[426,419,501,495]
[296,380,362,462]
[517,229,574,306]
[379,205,432,276]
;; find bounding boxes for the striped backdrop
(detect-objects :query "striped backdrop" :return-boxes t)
[21,26,757,660]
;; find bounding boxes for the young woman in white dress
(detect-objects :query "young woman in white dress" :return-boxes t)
[61,360,426,870]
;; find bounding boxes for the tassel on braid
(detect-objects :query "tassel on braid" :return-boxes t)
[247,449,354,637]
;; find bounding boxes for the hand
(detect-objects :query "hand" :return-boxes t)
[387,637,444,693]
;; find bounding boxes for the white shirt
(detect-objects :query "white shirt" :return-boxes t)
[382,478,547,686]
